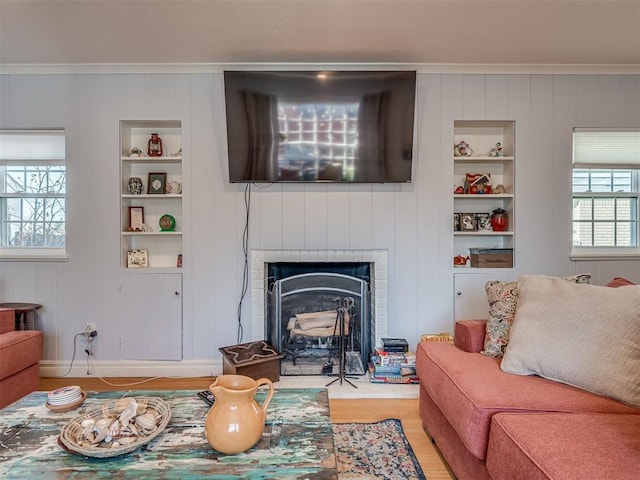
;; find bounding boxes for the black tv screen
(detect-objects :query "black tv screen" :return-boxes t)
[224,71,416,183]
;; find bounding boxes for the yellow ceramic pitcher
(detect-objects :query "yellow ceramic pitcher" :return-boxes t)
[204,374,274,454]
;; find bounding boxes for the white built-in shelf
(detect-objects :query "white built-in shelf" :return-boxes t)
[454,156,514,162]
[121,156,182,163]
[454,231,514,236]
[120,120,183,270]
[453,120,516,268]
[122,231,182,236]
[454,194,514,199]
[121,194,182,199]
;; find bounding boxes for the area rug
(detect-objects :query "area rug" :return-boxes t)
[334,418,427,480]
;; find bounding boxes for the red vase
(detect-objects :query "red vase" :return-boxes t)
[491,209,509,231]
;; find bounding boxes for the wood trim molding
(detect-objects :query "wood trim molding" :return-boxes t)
[1,63,639,75]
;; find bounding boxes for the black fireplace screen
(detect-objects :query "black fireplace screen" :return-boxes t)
[267,271,372,376]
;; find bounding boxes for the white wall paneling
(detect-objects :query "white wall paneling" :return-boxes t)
[1,71,639,377]
[530,75,558,273]
[326,185,350,249]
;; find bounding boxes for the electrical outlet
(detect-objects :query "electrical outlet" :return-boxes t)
[85,322,97,339]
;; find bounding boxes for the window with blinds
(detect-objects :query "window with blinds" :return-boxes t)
[572,129,639,256]
[0,130,66,258]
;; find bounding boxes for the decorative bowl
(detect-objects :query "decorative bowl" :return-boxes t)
[58,396,171,458]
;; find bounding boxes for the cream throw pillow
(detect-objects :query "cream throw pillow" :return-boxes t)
[501,275,640,407]
[482,273,591,358]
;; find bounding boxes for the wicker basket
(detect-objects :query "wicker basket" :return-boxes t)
[58,396,171,458]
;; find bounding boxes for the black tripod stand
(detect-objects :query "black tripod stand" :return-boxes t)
[325,296,358,388]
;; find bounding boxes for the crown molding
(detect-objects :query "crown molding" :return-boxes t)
[1,63,639,75]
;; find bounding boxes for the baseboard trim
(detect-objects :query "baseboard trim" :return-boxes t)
[40,359,223,378]
[38,360,419,398]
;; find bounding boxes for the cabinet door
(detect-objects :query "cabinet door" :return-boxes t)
[454,272,516,321]
[120,273,183,360]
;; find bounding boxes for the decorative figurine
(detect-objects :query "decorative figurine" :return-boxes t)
[166,181,182,194]
[454,255,470,267]
[489,142,503,157]
[129,147,143,157]
[454,141,473,157]
[148,133,163,157]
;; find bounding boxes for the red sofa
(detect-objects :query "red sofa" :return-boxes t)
[0,308,43,409]
[416,320,640,480]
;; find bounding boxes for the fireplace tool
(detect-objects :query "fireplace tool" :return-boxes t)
[325,296,359,388]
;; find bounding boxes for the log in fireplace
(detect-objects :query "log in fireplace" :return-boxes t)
[266,262,373,376]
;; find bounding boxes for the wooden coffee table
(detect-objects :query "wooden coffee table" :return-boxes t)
[0,388,337,479]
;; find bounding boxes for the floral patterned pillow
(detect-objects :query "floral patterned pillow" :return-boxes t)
[481,273,591,357]
[481,281,519,357]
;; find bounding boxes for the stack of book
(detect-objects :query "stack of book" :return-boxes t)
[369,338,419,384]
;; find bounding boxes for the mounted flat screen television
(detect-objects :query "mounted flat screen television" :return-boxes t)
[224,71,416,183]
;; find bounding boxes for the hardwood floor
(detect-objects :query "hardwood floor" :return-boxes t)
[39,377,455,479]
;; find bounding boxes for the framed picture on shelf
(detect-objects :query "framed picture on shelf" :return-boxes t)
[128,206,144,231]
[127,249,149,268]
[454,213,461,231]
[147,172,167,194]
[475,213,492,231]
[460,213,476,231]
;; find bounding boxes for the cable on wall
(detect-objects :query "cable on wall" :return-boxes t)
[62,332,214,386]
[61,332,87,377]
[236,182,252,343]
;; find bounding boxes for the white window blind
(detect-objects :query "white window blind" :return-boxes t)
[573,128,640,168]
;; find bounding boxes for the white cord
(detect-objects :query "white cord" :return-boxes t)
[85,354,213,387]
[61,332,86,377]
[63,331,211,386]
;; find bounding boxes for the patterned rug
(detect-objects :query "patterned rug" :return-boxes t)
[334,418,427,480]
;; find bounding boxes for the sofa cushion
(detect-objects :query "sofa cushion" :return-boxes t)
[486,413,640,480]
[0,330,43,381]
[0,363,40,409]
[0,308,14,335]
[606,276,636,287]
[454,319,487,353]
[501,275,640,407]
[420,386,493,480]
[415,341,640,461]
[481,273,591,358]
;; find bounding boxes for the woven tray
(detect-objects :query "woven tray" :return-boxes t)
[58,396,171,458]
